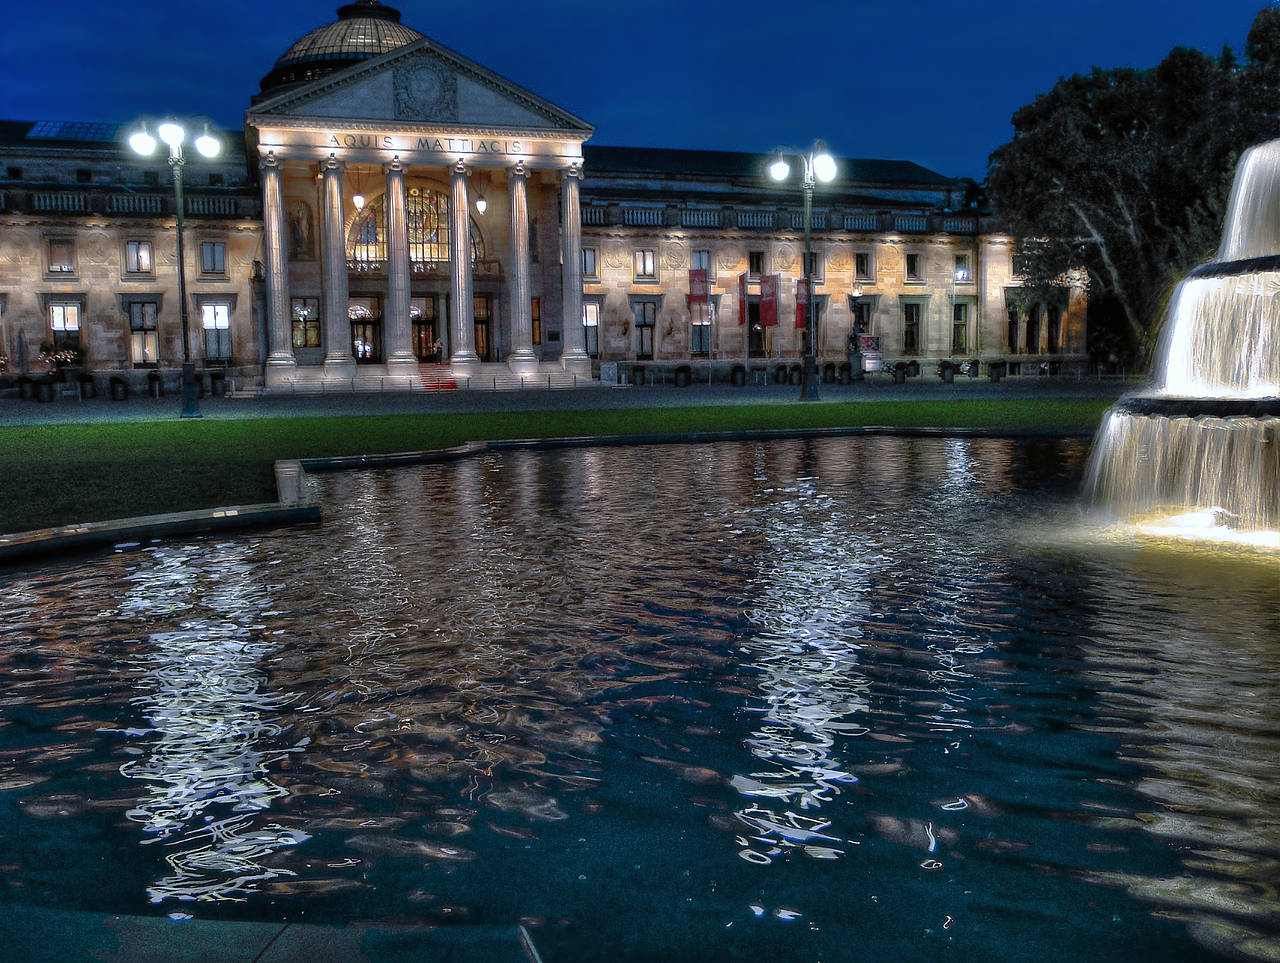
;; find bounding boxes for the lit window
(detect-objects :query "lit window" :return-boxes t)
[582,247,598,278]
[954,253,971,282]
[125,240,153,274]
[200,241,226,275]
[903,302,921,354]
[531,297,541,345]
[201,302,231,360]
[290,297,320,349]
[634,249,656,280]
[905,253,921,281]
[47,239,75,273]
[49,302,81,348]
[583,301,599,357]
[130,302,159,366]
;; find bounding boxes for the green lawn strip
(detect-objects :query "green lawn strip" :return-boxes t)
[0,398,1112,532]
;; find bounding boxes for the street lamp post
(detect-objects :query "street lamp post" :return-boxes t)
[129,120,221,419]
[769,141,836,401]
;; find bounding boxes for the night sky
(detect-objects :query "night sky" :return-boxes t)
[1,0,1269,180]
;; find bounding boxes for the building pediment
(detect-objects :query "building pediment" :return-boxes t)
[248,37,593,137]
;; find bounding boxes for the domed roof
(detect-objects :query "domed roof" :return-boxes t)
[256,1,424,100]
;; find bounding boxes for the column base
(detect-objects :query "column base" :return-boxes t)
[560,351,592,377]
[323,356,357,381]
[264,356,298,387]
[386,353,420,375]
[507,348,540,377]
[450,351,481,379]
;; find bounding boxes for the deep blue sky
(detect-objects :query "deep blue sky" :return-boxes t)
[1,0,1270,179]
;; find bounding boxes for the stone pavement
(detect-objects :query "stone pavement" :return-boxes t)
[0,374,1138,426]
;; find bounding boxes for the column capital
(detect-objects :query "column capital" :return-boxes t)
[509,159,527,178]
[453,157,468,176]
[564,162,583,180]
[259,149,281,171]
[384,154,404,174]
[321,153,344,173]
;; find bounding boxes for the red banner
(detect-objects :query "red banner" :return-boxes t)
[795,277,809,329]
[760,274,779,328]
[738,273,747,325]
[689,269,708,304]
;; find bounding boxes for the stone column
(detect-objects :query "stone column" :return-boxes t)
[383,156,417,376]
[260,151,296,386]
[448,159,479,376]
[559,163,590,375]
[506,161,538,375]
[320,154,354,377]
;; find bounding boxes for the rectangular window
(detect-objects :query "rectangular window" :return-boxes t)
[905,252,921,281]
[143,171,159,187]
[903,302,921,355]
[634,249,656,280]
[47,239,75,274]
[531,297,542,345]
[748,250,765,279]
[49,302,81,348]
[129,301,159,366]
[692,248,713,281]
[582,247,598,279]
[802,251,823,279]
[290,297,320,348]
[208,173,224,187]
[75,168,92,184]
[200,241,226,275]
[125,240,153,275]
[201,302,232,360]
[634,299,656,359]
[851,299,872,334]
[583,301,600,358]
[855,251,873,281]
[954,253,971,282]
[6,167,22,180]
[952,302,968,352]
[691,299,713,358]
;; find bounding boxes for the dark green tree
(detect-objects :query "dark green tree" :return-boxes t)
[987,8,1280,365]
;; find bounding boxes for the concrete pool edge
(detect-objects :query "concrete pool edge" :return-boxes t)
[0,902,542,962]
[0,459,319,566]
[0,427,1094,565]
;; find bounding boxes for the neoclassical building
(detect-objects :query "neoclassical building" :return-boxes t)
[0,1,1085,394]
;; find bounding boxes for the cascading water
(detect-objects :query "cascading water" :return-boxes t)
[1084,139,1280,550]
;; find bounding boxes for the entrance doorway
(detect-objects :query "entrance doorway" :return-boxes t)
[748,301,766,358]
[412,295,441,362]
[474,295,492,362]
[349,296,381,363]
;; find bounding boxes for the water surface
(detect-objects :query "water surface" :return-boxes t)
[2,437,1277,961]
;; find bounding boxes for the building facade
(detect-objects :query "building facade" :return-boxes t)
[0,1,1085,394]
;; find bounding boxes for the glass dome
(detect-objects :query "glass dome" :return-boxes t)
[256,1,424,100]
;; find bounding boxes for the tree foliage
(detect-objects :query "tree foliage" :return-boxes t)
[987,8,1280,364]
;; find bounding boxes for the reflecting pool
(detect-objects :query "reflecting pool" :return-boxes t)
[2,437,1278,961]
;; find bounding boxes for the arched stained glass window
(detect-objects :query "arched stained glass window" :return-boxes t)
[347,188,485,271]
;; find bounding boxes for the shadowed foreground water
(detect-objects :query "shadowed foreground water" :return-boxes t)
[1,437,1277,962]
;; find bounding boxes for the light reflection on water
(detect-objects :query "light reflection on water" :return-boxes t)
[0,436,1278,962]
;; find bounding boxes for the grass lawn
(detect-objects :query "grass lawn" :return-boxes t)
[0,397,1112,533]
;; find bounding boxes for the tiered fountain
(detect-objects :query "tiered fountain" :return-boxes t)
[1085,139,1280,550]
